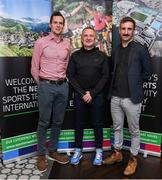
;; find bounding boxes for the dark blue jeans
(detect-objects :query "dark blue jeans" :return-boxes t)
[37,81,68,155]
[74,94,104,148]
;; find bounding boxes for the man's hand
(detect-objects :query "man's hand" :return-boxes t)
[82,91,92,103]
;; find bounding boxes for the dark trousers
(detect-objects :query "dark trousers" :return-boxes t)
[74,94,104,148]
[37,81,69,155]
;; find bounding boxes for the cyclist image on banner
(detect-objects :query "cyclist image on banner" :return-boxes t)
[53,0,112,56]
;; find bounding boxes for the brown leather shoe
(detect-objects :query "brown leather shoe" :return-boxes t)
[103,150,123,165]
[37,155,47,172]
[124,156,137,176]
[48,152,69,164]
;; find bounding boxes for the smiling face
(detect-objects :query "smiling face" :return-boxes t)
[49,15,64,36]
[119,21,135,44]
[81,28,96,50]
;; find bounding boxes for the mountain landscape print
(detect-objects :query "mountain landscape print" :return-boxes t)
[0,0,52,57]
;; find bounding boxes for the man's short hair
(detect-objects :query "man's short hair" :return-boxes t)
[120,16,136,30]
[50,11,65,25]
[82,26,96,34]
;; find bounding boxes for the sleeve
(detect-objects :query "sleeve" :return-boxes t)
[31,40,42,83]
[90,54,110,98]
[66,54,86,97]
[141,45,152,80]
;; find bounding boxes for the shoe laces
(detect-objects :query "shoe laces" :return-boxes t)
[95,152,102,160]
[128,156,136,165]
[73,151,81,158]
[112,149,121,155]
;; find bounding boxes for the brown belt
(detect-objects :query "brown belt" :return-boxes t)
[39,77,66,85]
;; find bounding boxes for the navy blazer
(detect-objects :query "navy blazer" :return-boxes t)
[109,41,152,104]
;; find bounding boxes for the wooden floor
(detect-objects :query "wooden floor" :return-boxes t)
[48,150,162,179]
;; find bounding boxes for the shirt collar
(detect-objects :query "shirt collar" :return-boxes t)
[48,32,63,43]
[120,40,134,49]
[81,46,98,52]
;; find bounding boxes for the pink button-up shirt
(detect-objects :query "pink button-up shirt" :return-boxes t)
[31,32,71,82]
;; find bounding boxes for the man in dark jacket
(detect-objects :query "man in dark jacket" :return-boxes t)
[67,26,109,166]
[103,17,152,176]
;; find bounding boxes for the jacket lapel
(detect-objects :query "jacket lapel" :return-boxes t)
[128,41,135,67]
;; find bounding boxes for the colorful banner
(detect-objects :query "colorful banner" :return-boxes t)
[0,0,52,163]
[1,0,161,163]
[2,128,110,162]
[111,128,161,157]
[112,0,162,156]
[0,0,112,163]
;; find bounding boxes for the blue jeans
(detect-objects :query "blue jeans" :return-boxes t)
[111,96,141,156]
[37,80,68,155]
[74,94,104,148]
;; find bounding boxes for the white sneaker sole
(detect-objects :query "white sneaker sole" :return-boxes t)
[93,162,102,166]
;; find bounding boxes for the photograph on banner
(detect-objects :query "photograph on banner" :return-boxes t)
[53,0,112,56]
[0,0,52,57]
[113,0,162,57]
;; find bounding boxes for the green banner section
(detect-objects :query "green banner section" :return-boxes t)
[140,131,161,145]
[2,128,110,152]
[111,128,161,145]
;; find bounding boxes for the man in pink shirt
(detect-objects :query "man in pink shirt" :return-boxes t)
[31,11,71,172]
